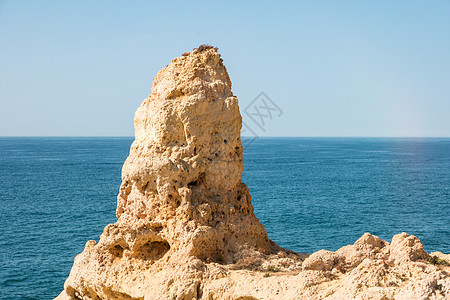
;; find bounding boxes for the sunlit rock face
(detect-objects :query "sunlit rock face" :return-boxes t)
[114,45,271,264]
[56,46,450,300]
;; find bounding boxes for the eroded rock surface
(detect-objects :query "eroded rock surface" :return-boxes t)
[57,46,449,300]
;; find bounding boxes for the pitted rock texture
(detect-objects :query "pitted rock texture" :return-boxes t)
[113,45,272,264]
[57,46,449,300]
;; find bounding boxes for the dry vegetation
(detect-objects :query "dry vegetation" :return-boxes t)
[182,44,219,56]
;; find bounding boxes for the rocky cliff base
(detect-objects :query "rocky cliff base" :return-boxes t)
[58,231,450,299]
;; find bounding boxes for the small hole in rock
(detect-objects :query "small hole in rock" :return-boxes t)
[224,139,227,144]
[188,181,197,187]
[132,241,170,261]
[109,245,125,258]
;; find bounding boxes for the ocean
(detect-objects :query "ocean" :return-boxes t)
[0,137,449,298]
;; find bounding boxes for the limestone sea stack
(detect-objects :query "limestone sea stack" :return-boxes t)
[57,46,450,300]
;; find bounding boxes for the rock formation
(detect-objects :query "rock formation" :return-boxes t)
[57,45,450,300]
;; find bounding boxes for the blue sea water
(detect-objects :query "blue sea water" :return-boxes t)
[0,137,449,299]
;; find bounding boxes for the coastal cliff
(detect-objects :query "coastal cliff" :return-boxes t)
[57,46,450,300]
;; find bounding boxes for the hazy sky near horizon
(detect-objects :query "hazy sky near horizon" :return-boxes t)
[1,1,449,137]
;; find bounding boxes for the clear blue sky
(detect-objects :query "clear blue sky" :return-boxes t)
[1,0,449,137]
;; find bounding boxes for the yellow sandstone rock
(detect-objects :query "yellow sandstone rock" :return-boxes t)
[57,46,449,300]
